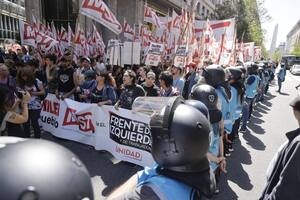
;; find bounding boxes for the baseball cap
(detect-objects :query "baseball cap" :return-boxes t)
[290,96,300,111]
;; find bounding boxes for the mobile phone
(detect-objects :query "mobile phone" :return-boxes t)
[16,91,25,99]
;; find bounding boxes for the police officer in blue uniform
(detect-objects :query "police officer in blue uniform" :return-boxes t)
[225,67,244,144]
[240,64,260,132]
[201,65,232,157]
[190,84,226,193]
[107,97,216,200]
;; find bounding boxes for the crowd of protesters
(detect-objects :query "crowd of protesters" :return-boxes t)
[0,46,281,196]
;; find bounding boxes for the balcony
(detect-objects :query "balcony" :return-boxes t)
[1,0,26,18]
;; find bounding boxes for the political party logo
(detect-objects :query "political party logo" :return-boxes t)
[109,112,152,152]
[62,107,95,133]
[115,145,142,161]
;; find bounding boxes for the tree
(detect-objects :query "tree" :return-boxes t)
[272,50,282,62]
[215,0,269,47]
[292,42,300,56]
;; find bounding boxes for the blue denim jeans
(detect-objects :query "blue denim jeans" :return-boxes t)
[241,97,254,129]
[277,78,282,92]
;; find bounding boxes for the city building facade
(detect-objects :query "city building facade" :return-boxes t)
[0,0,26,46]
[286,19,300,54]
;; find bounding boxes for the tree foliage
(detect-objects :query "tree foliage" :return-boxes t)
[215,0,268,47]
[272,50,282,63]
[292,42,300,56]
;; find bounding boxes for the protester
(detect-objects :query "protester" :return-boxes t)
[78,70,97,103]
[45,53,58,94]
[107,98,215,199]
[0,86,30,137]
[16,66,45,138]
[171,65,185,95]
[159,71,179,97]
[137,66,150,85]
[260,95,300,199]
[0,63,17,106]
[56,56,77,100]
[116,70,145,110]
[94,56,107,73]
[90,71,117,105]
[141,71,160,97]
[182,62,199,99]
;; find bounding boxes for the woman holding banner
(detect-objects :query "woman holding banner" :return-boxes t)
[115,70,145,110]
[90,71,117,106]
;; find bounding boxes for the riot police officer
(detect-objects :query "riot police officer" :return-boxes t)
[107,97,216,200]
[201,65,233,157]
[0,137,94,200]
[190,84,226,193]
[240,63,260,132]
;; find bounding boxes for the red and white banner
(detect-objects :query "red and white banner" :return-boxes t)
[254,46,262,61]
[123,19,134,41]
[195,18,235,42]
[144,5,162,28]
[74,25,89,57]
[80,0,122,35]
[59,26,69,49]
[40,94,155,167]
[19,20,36,47]
[244,42,255,62]
[36,32,59,53]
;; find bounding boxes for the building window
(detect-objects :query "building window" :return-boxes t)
[197,3,201,15]
[2,15,6,30]
[0,15,2,30]
[6,16,10,31]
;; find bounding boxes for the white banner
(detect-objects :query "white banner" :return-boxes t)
[122,41,141,65]
[80,0,122,35]
[40,94,155,167]
[107,39,121,66]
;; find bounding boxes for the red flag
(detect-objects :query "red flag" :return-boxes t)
[80,0,122,34]
[144,5,162,28]
[123,19,134,41]
[19,20,36,47]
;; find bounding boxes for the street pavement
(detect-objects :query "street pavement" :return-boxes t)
[42,71,300,200]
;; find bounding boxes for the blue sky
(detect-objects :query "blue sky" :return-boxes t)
[262,0,300,49]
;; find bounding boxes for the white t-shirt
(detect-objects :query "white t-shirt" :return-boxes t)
[17,79,43,110]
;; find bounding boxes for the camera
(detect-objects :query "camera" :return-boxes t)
[16,91,25,99]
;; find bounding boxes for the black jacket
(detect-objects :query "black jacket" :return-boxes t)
[260,128,300,200]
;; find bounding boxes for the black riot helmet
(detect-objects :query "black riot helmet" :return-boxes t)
[247,63,259,75]
[226,67,243,81]
[190,84,218,111]
[236,65,246,75]
[150,97,211,173]
[202,65,226,87]
[0,137,94,200]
